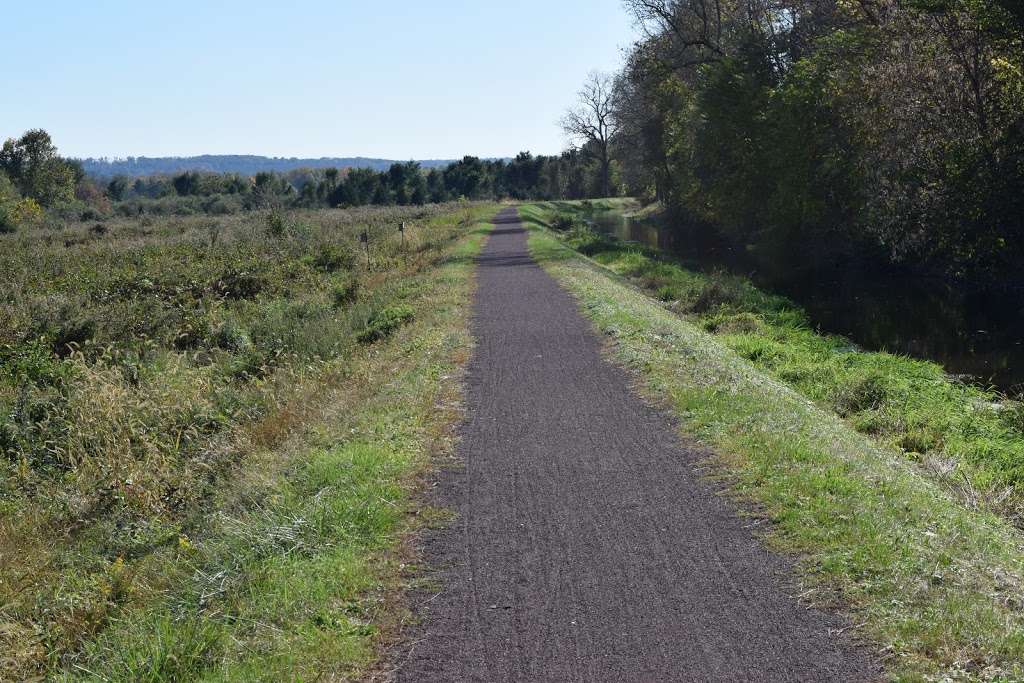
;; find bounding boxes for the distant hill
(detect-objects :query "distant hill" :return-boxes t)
[77,155,459,179]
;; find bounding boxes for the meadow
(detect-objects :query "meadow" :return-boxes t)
[0,201,495,679]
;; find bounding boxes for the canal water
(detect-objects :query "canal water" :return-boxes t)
[587,210,1024,395]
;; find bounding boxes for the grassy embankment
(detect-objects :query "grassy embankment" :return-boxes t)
[522,201,1024,682]
[1,202,496,680]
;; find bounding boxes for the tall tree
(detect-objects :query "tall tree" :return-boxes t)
[0,129,75,206]
[562,72,619,197]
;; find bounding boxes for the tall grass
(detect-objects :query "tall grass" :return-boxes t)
[0,201,489,679]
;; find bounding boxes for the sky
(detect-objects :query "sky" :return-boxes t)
[6,1,639,160]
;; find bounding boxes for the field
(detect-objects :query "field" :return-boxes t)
[0,202,496,679]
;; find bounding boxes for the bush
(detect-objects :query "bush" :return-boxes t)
[265,210,287,237]
[313,245,356,273]
[0,197,44,233]
[202,195,242,215]
[691,276,745,313]
[0,205,15,233]
[551,212,579,231]
[211,268,265,300]
[52,316,97,356]
[357,305,414,343]
[332,278,360,307]
[564,226,616,256]
[212,320,252,352]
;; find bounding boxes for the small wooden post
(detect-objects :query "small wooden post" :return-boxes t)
[360,230,370,270]
[399,222,406,250]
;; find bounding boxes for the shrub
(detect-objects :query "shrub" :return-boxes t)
[313,245,356,273]
[212,320,252,352]
[265,210,287,237]
[332,278,360,308]
[0,197,44,233]
[12,198,44,225]
[173,309,214,350]
[0,205,15,233]
[52,316,97,356]
[202,195,242,215]
[551,213,579,231]
[564,226,616,256]
[357,305,414,344]
[691,276,745,313]
[211,268,265,300]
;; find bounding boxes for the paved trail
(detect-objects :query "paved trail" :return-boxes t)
[397,208,878,682]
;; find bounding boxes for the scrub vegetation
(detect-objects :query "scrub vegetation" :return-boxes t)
[524,201,1024,681]
[0,192,496,679]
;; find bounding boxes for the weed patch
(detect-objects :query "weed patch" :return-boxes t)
[358,305,414,344]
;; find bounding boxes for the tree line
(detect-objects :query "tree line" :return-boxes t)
[0,129,622,228]
[79,154,456,179]
[574,0,1024,285]
[112,151,613,208]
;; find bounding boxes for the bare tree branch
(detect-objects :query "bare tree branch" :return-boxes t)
[561,72,620,196]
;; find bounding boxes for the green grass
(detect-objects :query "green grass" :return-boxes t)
[523,201,1024,682]
[1,201,495,679]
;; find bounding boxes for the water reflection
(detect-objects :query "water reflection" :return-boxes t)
[585,210,1024,395]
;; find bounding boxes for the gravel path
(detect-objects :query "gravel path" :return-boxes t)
[397,208,878,682]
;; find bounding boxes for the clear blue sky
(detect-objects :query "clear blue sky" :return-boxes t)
[7,1,638,160]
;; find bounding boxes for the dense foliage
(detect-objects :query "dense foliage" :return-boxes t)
[608,0,1024,284]
[102,150,615,214]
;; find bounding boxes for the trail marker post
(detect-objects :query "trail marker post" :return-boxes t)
[360,230,370,270]
[399,222,406,250]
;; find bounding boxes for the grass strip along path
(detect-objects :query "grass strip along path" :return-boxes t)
[396,207,877,681]
[519,202,1024,681]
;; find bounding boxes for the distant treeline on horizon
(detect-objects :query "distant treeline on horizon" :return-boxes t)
[78,155,482,179]
[2,128,621,229]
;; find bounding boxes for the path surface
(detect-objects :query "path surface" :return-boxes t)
[397,208,878,682]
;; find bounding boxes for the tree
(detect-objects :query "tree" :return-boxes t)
[410,170,429,205]
[172,171,202,196]
[107,175,129,201]
[426,168,448,203]
[561,72,619,197]
[0,129,75,206]
[444,156,487,199]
